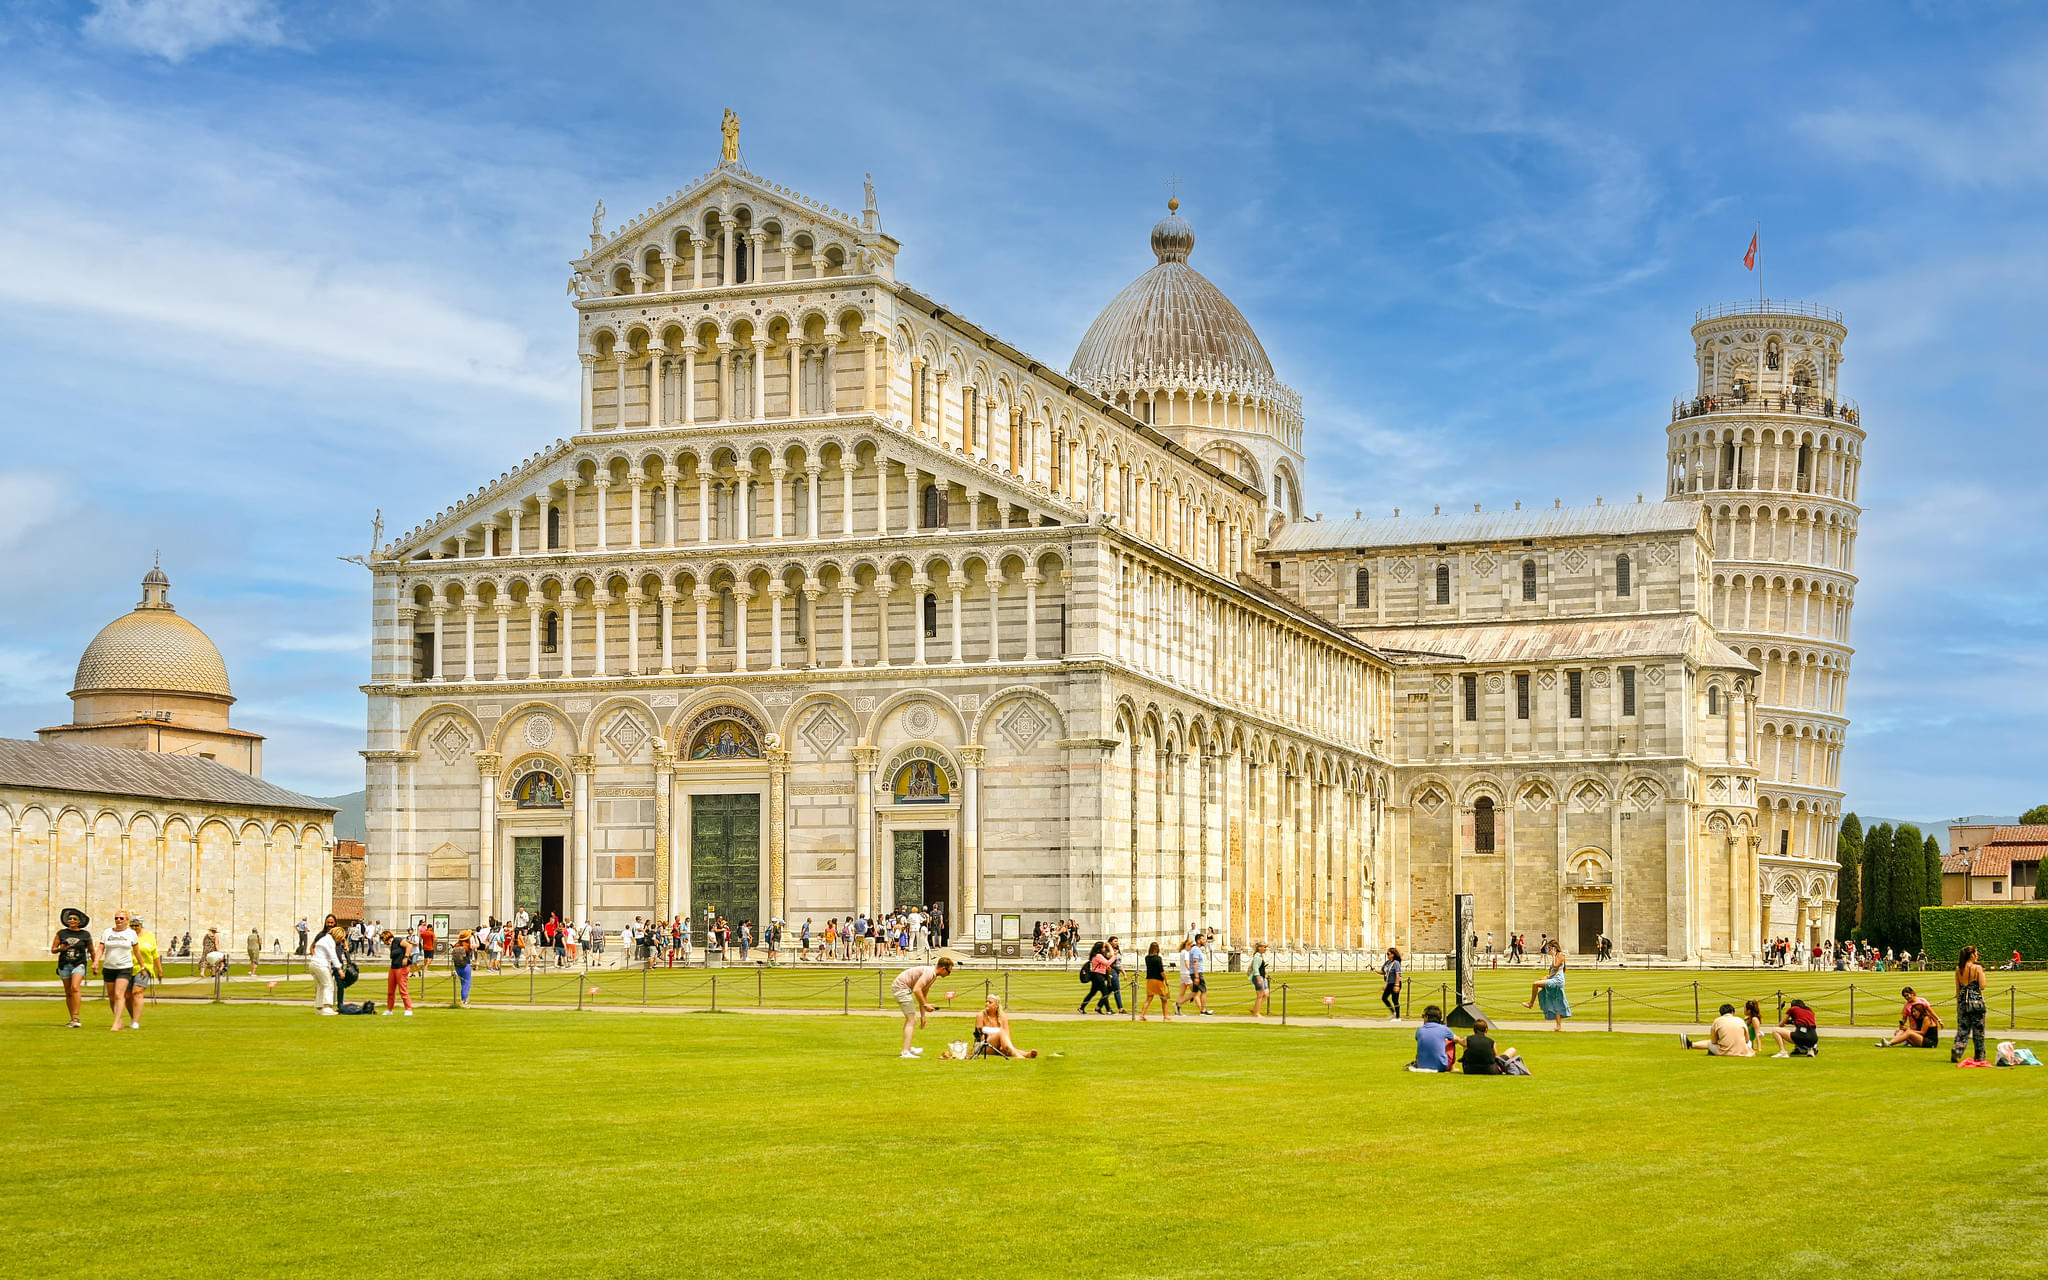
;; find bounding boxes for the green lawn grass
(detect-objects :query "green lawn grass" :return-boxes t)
[28,959,2048,1030]
[5,1001,2043,1278]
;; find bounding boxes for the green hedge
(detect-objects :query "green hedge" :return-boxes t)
[1919,905,2048,964]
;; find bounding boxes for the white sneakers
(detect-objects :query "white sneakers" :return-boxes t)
[899,1046,924,1058]
[402,1009,413,1016]
[899,1050,918,1059]
[318,1007,337,1015]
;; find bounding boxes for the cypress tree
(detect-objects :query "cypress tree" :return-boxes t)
[1924,834,1944,909]
[1892,824,1925,954]
[1835,813,1863,938]
[1863,823,1894,948]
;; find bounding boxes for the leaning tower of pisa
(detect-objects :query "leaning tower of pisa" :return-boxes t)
[1666,300,1863,953]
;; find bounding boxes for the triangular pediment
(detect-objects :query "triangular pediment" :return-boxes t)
[575,164,891,281]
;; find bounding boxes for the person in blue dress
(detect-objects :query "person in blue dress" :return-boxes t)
[1522,941,1572,1030]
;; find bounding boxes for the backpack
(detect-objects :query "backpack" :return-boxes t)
[1960,984,1987,1020]
[337,1000,377,1015]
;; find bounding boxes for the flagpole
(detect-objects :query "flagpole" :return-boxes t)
[1756,220,1762,307]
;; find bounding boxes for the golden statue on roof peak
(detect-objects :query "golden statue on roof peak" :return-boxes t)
[720,109,740,166]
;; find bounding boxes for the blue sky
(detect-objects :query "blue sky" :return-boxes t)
[1,1,2042,819]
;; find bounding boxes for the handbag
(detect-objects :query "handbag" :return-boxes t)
[1960,984,1986,1020]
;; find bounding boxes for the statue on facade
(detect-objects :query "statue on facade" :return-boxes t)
[721,109,740,165]
[590,200,605,237]
[864,172,877,214]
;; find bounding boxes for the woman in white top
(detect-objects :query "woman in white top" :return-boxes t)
[100,912,140,1031]
[309,925,342,1014]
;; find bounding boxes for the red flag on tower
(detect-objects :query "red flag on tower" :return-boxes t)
[1744,232,1758,271]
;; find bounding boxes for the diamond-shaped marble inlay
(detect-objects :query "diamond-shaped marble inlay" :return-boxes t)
[1519,784,1553,813]
[1472,553,1495,576]
[1310,561,1333,586]
[1571,781,1606,812]
[1391,558,1413,582]
[430,719,472,766]
[996,700,1050,754]
[801,707,847,758]
[1537,671,1557,691]
[1629,780,1661,812]
[1652,542,1676,566]
[1561,549,1588,574]
[1432,675,1452,695]
[523,715,554,748]
[1415,787,1447,816]
[601,711,648,762]
[1644,666,1666,686]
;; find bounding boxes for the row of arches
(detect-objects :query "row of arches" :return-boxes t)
[1705,501,1857,571]
[1668,423,1863,503]
[1107,693,1389,951]
[0,804,332,961]
[594,202,858,297]
[396,548,1074,683]
[1711,572,1855,644]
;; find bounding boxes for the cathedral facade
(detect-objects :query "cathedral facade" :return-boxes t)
[362,135,1856,961]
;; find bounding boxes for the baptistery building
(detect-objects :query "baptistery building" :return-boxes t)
[1,567,336,958]
[361,125,1858,961]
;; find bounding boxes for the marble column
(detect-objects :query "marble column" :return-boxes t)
[570,756,594,922]
[474,752,500,923]
[767,746,789,922]
[960,745,983,925]
[853,746,878,919]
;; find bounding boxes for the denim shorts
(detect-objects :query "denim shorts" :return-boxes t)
[58,962,87,982]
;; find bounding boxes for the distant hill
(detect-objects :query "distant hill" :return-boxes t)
[1852,816,2019,855]
[314,791,366,842]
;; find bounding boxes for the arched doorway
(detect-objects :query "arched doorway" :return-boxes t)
[878,745,960,924]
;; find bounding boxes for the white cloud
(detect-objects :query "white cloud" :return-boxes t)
[0,471,74,550]
[0,645,72,702]
[1797,46,2048,188]
[0,211,566,400]
[83,0,285,62]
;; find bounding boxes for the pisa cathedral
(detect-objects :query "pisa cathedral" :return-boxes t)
[363,130,1862,961]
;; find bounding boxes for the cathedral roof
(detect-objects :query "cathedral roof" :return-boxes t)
[1068,201,1278,393]
[0,738,332,813]
[1349,614,1757,673]
[72,568,233,702]
[1268,501,1705,553]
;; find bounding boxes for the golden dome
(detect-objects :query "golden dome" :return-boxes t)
[72,568,232,702]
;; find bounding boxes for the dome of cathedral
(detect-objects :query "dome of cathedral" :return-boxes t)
[72,568,232,701]
[1068,199,1276,392]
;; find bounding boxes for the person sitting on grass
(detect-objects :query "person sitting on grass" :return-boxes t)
[1681,1004,1754,1056]
[1874,988,1943,1048]
[892,956,953,1059]
[1408,1005,1459,1072]
[1461,1018,1504,1074]
[1769,999,1820,1057]
[973,997,1037,1058]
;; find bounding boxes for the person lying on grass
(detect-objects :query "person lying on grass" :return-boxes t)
[973,997,1037,1058]
[1680,1004,1753,1056]
[1875,988,1943,1049]
[892,956,953,1058]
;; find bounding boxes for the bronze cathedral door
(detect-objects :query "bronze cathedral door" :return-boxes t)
[691,795,761,928]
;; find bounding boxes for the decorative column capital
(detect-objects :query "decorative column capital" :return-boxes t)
[850,745,880,771]
[569,754,596,774]
[461,601,481,617]
[658,586,678,603]
[959,746,986,768]
[692,585,713,603]
[767,583,791,602]
[592,475,612,490]
[579,352,598,368]
[626,467,645,484]
[769,462,789,479]
[591,588,612,606]
[472,750,501,775]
